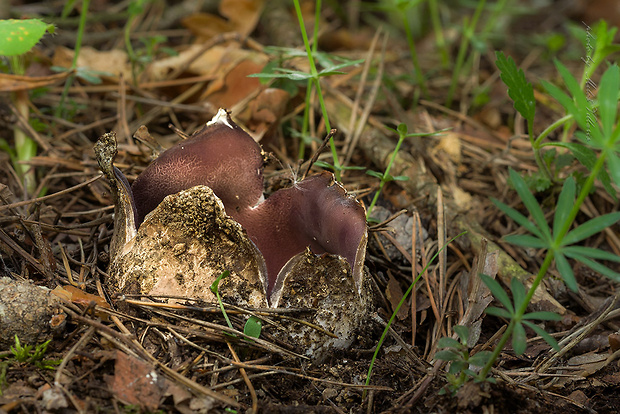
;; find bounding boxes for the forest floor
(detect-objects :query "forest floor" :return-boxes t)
[1,1,620,413]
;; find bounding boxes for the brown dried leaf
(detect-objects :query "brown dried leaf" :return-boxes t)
[0,71,70,92]
[110,351,165,412]
[386,273,409,320]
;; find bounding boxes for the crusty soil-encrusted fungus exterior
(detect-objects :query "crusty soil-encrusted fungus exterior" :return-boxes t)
[95,109,372,357]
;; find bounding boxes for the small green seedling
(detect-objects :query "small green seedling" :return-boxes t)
[365,123,446,221]
[434,325,494,396]
[4,335,60,370]
[210,270,234,331]
[0,19,54,193]
[243,316,263,339]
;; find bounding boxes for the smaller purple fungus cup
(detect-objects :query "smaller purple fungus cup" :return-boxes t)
[95,109,372,357]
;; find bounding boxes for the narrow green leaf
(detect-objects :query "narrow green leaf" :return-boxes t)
[495,51,535,123]
[554,59,590,130]
[485,307,513,319]
[563,245,620,262]
[562,212,620,245]
[243,316,263,339]
[509,169,552,241]
[523,311,562,321]
[607,152,620,188]
[541,80,578,118]
[512,322,527,355]
[491,198,545,240]
[510,278,527,309]
[503,234,548,249]
[480,274,514,313]
[598,65,619,138]
[318,58,365,74]
[522,320,560,351]
[366,170,384,179]
[569,253,620,281]
[553,177,575,240]
[555,252,578,292]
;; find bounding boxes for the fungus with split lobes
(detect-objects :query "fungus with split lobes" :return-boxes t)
[95,109,373,356]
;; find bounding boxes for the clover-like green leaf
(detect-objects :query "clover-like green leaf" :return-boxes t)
[434,349,460,362]
[0,19,54,57]
[244,316,263,339]
[469,351,492,367]
[437,337,462,349]
[454,325,470,345]
[510,278,527,309]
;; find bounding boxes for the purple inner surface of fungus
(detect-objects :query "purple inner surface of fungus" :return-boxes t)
[127,110,366,294]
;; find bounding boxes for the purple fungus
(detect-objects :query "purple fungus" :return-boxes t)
[101,109,368,299]
[131,109,265,226]
[236,172,367,295]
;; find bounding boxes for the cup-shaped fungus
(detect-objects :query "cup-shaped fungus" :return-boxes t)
[95,109,372,357]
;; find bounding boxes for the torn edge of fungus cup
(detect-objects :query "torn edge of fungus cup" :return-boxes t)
[95,108,373,357]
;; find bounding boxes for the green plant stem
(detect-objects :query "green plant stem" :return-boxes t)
[534,114,574,147]
[478,252,555,379]
[427,0,449,68]
[293,0,341,179]
[13,90,36,193]
[401,12,428,99]
[479,152,608,380]
[446,0,486,107]
[56,0,90,119]
[364,232,467,396]
[366,132,406,219]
